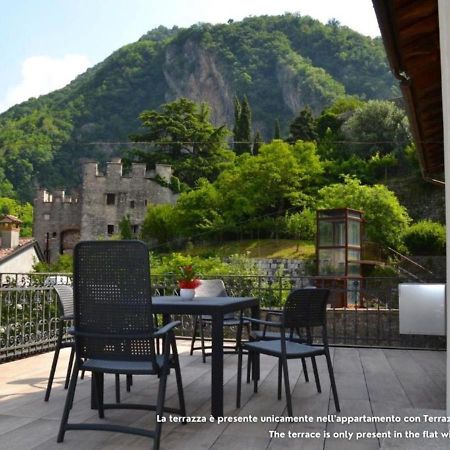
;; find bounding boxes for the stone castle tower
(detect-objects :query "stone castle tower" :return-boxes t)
[33,159,177,263]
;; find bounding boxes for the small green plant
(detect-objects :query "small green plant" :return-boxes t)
[118,214,133,239]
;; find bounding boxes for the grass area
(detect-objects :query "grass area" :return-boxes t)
[185,239,315,259]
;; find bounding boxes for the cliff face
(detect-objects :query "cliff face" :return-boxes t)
[160,37,346,130]
[163,40,235,125]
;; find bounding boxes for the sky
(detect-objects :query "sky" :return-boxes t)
[0,0,381,113]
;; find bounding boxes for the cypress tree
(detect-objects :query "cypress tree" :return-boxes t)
[253,130,263,154]
[274,118,281,140]
[233,97,241,152]
[289,106,317,142]
[237,96,252,154]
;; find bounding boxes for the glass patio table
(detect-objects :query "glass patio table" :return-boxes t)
[152,295,259,418]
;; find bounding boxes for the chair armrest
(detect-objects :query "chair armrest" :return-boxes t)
[242,316,282,328]
[154,320,181,337]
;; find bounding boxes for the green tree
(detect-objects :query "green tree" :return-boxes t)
[0,197,33,236]
[342,100,411,158]
[289,107,317,142]
[175,179,224,237]
[129,98,231,185]
[317,177,410,249]
[217,140,323,224]
[141,204,179,248]
[233,96,252,154]
[285,209,316,249]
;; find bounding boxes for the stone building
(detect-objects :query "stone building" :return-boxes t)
[33,159,177,263]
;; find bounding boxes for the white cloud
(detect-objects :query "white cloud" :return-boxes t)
[0,54,90,113]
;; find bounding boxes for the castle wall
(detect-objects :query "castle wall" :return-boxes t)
[80,161,177,241]
[33,190,81,263]
[34,160,177,262]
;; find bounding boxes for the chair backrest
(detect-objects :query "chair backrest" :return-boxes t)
[195,279,234,319]
[53,284,74,318]
[283,288,330,329]
[73,240,155,362]
[195,279,227,297]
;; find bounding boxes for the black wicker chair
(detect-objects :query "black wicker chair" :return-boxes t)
[236,288,340,416]
[189,279,250,363]
[44,284,76,401]
[57,241,186,450]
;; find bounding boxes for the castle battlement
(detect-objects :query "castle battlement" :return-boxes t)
[82,160,172,182]
[35,189,79,204]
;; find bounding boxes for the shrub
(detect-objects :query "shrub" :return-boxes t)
[402,220,446,256]
[150,253,260,277]
[285,209,315,241]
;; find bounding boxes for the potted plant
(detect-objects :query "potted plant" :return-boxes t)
[178,265,201,300]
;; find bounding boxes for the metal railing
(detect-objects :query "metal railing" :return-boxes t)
[0,272,445,362]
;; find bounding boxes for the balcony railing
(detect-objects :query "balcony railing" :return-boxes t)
[0,272,445,362]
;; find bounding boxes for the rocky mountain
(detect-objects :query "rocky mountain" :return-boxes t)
[0,14,398,202]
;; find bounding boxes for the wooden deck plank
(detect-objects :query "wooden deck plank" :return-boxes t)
[383,349,445,410]
[359,348,412,409]
[0,344,445,450]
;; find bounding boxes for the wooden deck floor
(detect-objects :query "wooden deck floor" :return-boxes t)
[0,341,446,450]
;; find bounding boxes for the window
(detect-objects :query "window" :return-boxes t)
[43,213,50,221]
[107,224,114,235]
[106,193,116,205]
[52,232,57,238]
[132,225,139,234]
[130,200,135,209]
[144,200,148,206]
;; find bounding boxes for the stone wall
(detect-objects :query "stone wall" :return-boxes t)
[252,258,308,277]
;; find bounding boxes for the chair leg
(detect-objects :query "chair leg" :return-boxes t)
[199,317,206,363]
[64,346,75,389]
[311,356,321,393]
[301,357,309,382]
[171,336,186,417]
[115,374,121,403]
[45,323,63,401]
[246,353,252,384]
[325,349,340,412]
[57,361,79,442]
[236,346,243,408]
[253,352,258,393]
[190,316,198,356]
[80,370,85,380]
[154,364,169,450]
[93,372,105,419]
[277,359,282,400]
[126,374,132,392]
[282,357,293,416]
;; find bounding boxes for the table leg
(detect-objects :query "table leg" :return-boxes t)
[211,311,224,418]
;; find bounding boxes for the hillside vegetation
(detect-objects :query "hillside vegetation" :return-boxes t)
[0,14,397,202]
[182,239,316,259]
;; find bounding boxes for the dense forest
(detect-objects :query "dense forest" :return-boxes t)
[0,14,399,203]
